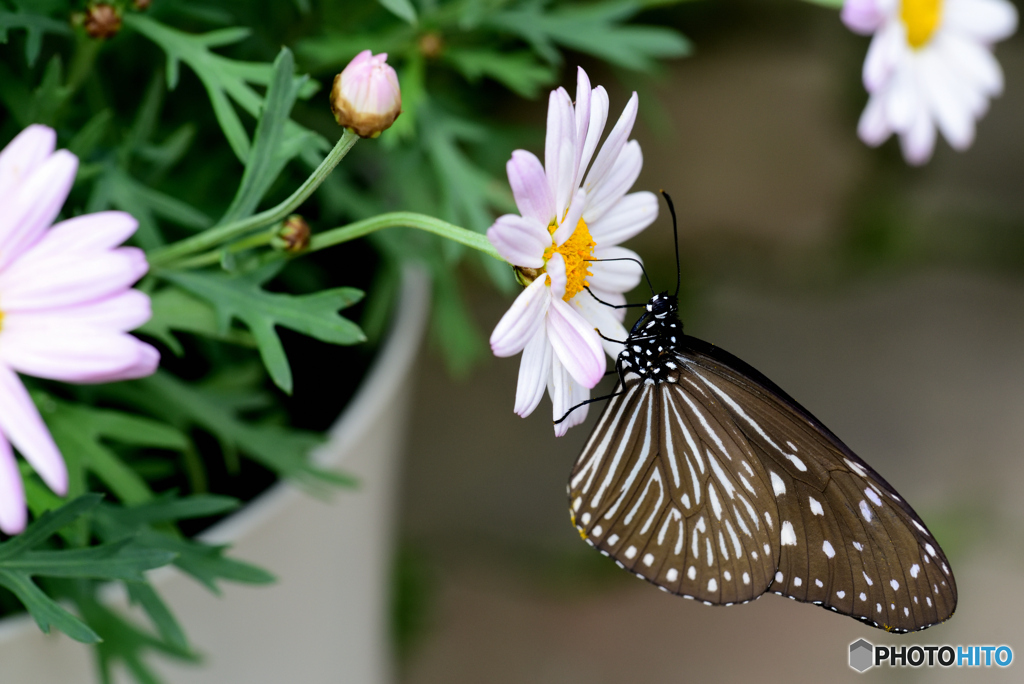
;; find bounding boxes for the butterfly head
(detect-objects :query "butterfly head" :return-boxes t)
[646,292,678,320]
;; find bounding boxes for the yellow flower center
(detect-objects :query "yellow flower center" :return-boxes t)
[543,217,595,302]
[901,0,942,49]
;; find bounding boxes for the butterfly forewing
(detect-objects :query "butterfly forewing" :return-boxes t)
[567,292,956,633]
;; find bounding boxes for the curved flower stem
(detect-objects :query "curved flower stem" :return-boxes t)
[308,212,504,261]
[147,129,359,269]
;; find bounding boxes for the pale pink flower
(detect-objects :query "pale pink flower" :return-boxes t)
[844,0,1017,164]
[0,124,159,534]
[489,67,658,436]
[330,50,402,138]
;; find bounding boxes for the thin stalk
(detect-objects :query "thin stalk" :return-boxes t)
[308,212,503,261]
[147,129,358,268]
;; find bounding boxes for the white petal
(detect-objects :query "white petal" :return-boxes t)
[28,211,138,261]
[583,141,643,223]
[858,93,894,146]
[4,290,152,333]
[863,21,905,91]
[547,297,605,387]
[944,0,1018,43]
[514,327,552,417]
[506,150,555,226]
[572,67,592,193]
[842,0,890,35]
[545,87,577,217]
[899,105,937,165]
[578,86,610,183]
[884,61,922,131]
[583,92,638,195]
[0,248,148,312]
[487,214,550,268]
[919,50,975,149]
[589,246,644,294]
[550,354,589,436]
[587,191,658,246]
[937,31,1003,96]
[547,251,568,301]
[0,365,66,494]
[553,188,587,246]
[490,278,550,357]
[0,150,77,271]
[0,125,56,204]
[575,294,628,358]
[0,327,156,383]
[0,433,26,535]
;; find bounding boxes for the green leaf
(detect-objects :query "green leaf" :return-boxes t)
[105,372,350,486]
[443,48,555,98]
[220,47,315,224]
[0,8,73,66]
[161,268,365,393]
[803,0,843,6]
[139,286,258,355]
[486,0,691,71]
[0,494,103,562]
[0,570,99,643]
[294,28,412,74]
[126,582,189,652]
[7,543,176,581]
[113,495,240,525]
[125,14,327,165]
[378,0,417,24]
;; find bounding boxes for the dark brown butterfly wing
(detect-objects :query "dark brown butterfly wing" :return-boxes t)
[568,335,956,632]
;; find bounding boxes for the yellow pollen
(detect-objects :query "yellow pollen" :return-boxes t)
[901,0,942,49]
[542,217,596,302]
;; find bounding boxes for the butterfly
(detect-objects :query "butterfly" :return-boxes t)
[564,198,956,634]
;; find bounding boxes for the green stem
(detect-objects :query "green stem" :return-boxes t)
[167,228,278,270]
[147,129,359,269]
[308,212,504,261]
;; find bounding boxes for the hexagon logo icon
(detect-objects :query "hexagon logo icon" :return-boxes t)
[849,639,874,672]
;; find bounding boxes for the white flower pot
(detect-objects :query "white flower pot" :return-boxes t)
[0,267,431,684]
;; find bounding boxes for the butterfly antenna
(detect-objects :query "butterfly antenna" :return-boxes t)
[660,190,681,298]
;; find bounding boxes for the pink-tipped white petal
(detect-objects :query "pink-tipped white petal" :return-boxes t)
[587,191,658,246]
[545,87,577,217]
[576,294,628,358]
[547,297,605,388]
[0,433,26,535]
[938,32,1004,96]
[944,0,1018,43]
[80,340,160,384]
[0,327,155,383]
[487,214,551,268]
[4,290,152,333]
[571,67,592,192]
[863,21,905,91]
[842,0,889,35]
[900,106,937,165]
[583,141,643,223]
[0,248,148,312]
[546,252,568,301]
[26,211,139,260]
[514,327,552,418]
[507,150,555,226]
[0,365,66,495]
[582,92,638,195]
[919,51,975,149]
[490,278,550,357]
[589,246,644,294]
[0,150,78,271]
[0,125,56,203]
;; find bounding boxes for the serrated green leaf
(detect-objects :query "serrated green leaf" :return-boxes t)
[139,286,258,355]
[126,582,189,652]
[0,570,99,643]
[0,494,103,562]
[0,8,73,66]
[8,544,176,581]
[161,269,365,393]
[114,495,240,526]
[378,0,417,24]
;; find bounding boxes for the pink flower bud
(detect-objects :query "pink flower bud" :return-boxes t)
[330,50,402,139]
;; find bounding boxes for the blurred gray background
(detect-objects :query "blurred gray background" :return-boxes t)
[396,3,1024,681]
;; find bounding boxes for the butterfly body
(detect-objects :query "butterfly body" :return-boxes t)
[568,291,956,633]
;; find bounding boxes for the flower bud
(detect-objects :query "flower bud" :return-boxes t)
[274,215,311,253]
[330,50,402,139]
[84,3,121,39]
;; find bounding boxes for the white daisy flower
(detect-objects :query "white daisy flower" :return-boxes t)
[843,0,1018,164]
[488,67,658,436]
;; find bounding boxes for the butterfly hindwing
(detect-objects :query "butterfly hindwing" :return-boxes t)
[679,339,957,632]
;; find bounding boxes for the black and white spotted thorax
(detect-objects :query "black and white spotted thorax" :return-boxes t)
[617,292,684,385]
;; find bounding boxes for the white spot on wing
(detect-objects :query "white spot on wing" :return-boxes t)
[822,540,835,558]
[815,579,823,588]
[608,534,619,545]
[808,496,824,516]
[864,488,882,506]
[910,564,920,578]
[742,572,750,585]
[793,577,802,587]
[863,572,873,586]
[708,578,717,592]
[786,454,807,472]
[890,579,900,591]
[666,568,678,582]
[687,566,696,580]
[625,545,637,559]
[643,553,655,567]
[836,590,846,599]
[770,471,786,496]
[859,500,873,522]
[781,521,797,546]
